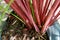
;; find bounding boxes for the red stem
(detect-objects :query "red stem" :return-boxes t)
[42,0,51,23]
[4,0,32,29]
[39,0,44,23]
[16,0,40,32]
[5,0,40,32]
[41,0,60,34]
[49,11,60,26]
[32,0,41,26]
[21,0,29,12]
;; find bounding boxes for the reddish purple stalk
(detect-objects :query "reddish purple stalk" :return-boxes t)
[42,0,51,23]
[32,0,41,26]
[5,0,32,29]
[5,0,40,32]
[49,11,60,26]
[4,0,60,34]
[16,0,40,32]
[41,0,60,34]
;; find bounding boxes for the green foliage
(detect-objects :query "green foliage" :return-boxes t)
[11,13,25,24]
[0,0,14,34]
[0,0,14,22]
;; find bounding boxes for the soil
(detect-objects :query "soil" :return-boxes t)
[2,14,49,40]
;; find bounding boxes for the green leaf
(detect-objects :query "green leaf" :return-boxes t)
[11,13,25,24]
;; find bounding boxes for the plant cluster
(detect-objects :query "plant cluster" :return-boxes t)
[4,0,60,35]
